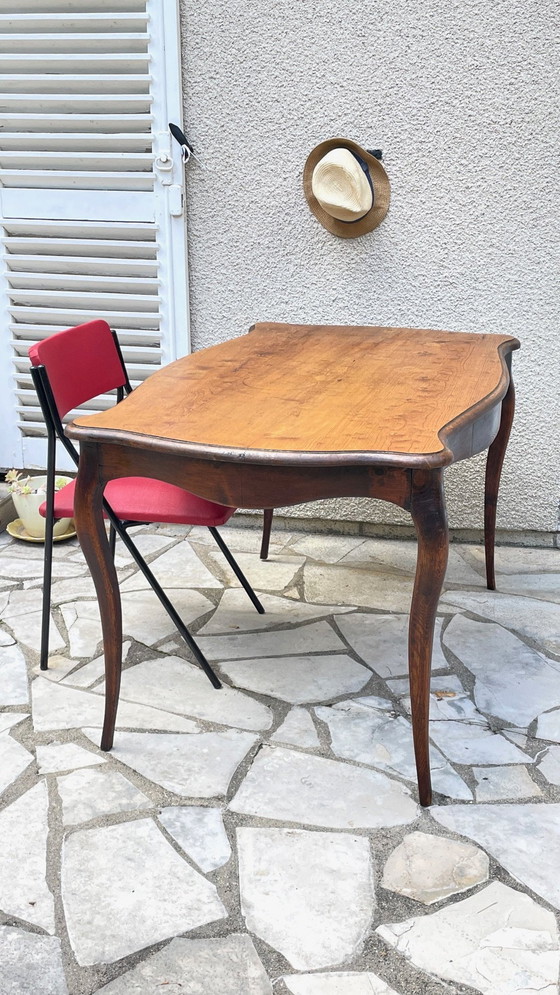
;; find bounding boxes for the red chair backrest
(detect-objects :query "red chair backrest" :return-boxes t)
[28,319,128,420]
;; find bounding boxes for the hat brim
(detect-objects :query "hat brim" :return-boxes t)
[303,138,390,238]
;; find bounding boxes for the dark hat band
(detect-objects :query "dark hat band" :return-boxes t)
[337,151,375,224]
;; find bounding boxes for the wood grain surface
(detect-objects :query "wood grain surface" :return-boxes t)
[70,323,519,466]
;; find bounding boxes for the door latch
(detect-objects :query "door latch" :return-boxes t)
[168,184,183,217]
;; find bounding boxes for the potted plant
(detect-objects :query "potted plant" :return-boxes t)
[6,470,73,539]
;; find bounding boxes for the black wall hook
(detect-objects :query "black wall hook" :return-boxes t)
[169,122,195,163]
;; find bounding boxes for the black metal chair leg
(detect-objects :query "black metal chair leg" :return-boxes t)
[208,526,265,614]
[40,425,57,670]
[105,507,221,688]
[108,522,116,560]
[260,509,274,560]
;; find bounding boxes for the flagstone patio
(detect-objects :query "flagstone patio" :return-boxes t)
[0,522,559,994]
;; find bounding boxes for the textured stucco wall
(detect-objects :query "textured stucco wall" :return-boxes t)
[179,0,559,535]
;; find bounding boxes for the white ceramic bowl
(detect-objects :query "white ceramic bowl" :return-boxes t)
[11,474,73,539]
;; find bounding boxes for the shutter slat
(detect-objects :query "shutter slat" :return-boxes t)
[0,113,152,132]
[0,152,153,170]
[8,273,159,294]
[0,13,148,31]
[7,254,158,276]
[3,219,156,237]
[9,288,160,310]
[0,74,151,94]
[11,325,161,343]
[10,307,160,328]
[8,280,159,311]
[0,133,152,151]
[15,394,118,409]
[14,339,162,361]
[0,1,147,11]
[0,171,153,190]
[0,54,150,72]
[5,238,156,258]
[0,95,152,112]
[0,34,149,55]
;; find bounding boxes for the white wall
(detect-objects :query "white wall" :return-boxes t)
[179,0,559,536]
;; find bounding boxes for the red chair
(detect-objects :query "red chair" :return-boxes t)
[28,319,265,687]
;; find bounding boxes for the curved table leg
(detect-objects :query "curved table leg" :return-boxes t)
[73,444,122,751]
[484,372,515,590]
[409,469,449,807]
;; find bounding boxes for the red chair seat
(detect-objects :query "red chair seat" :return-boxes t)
[40,477,236,527]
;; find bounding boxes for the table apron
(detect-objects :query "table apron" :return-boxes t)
[86,442,413,512]
[447,402,503,462]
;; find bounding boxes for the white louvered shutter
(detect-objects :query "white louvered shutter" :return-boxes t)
[0,0,189,470]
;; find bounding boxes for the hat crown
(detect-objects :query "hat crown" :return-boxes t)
[311,148,373,222]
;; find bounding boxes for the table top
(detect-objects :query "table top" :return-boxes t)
[68,323,519,469]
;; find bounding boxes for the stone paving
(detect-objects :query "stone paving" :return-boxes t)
[0,522,559,994]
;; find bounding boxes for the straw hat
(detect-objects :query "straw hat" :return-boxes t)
[303,138,390,238]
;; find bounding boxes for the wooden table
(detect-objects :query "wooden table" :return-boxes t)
[67,323,520,806]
